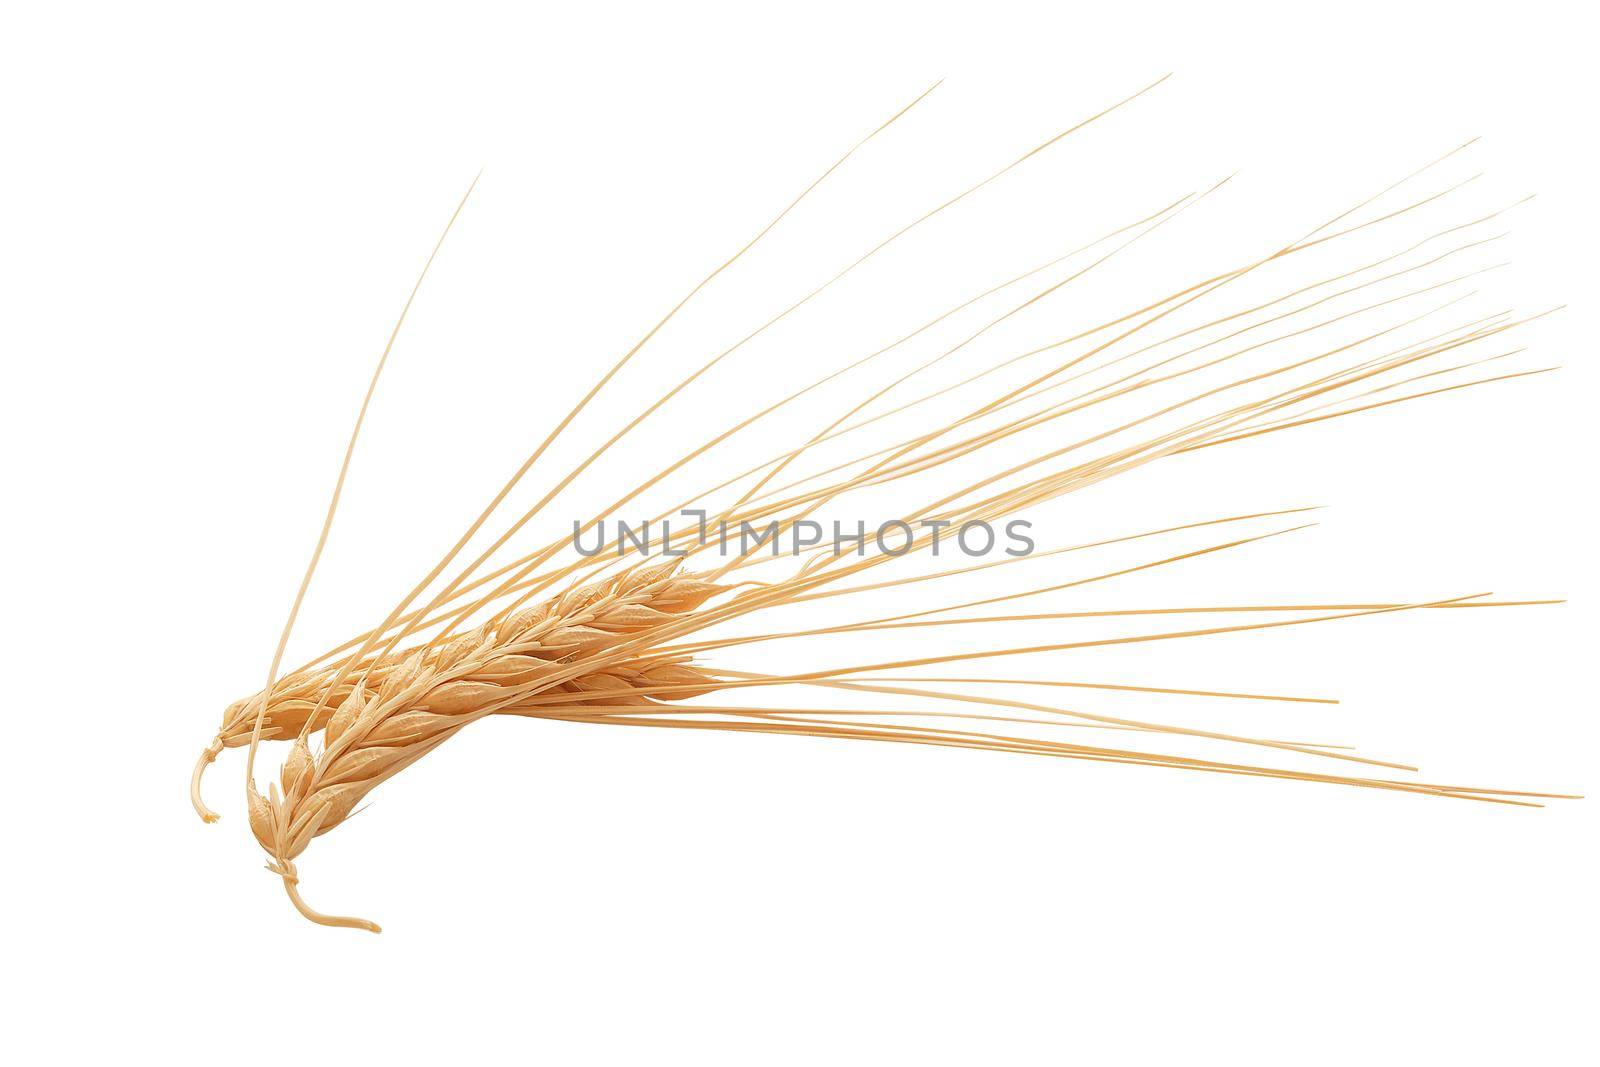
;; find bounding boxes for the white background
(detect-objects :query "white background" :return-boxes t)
[3,2,1595,1064]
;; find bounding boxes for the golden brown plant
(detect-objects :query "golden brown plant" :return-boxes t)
[193,78,1572,931]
